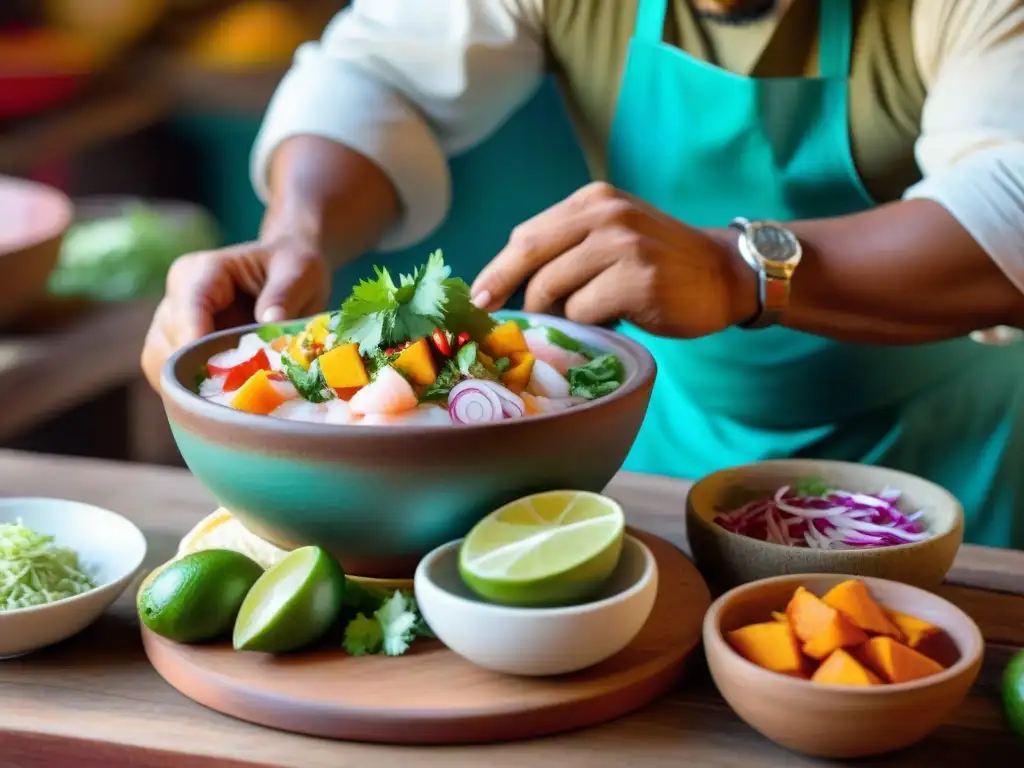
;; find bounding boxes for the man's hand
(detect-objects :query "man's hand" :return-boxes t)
[141,234,330,391]
[470,182,757,337]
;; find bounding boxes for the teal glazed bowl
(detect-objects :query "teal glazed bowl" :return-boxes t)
[160,312,656,578]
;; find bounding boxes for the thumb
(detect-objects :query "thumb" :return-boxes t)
[254,248,330,324]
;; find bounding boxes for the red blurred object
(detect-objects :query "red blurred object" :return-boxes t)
[0,28,93,120]
[0,71,85,120]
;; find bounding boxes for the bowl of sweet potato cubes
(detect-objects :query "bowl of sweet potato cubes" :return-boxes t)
[703,574,984,759]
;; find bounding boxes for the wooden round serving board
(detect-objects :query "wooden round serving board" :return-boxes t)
[141,530,711,745]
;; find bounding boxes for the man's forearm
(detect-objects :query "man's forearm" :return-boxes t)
[712,198,1024,344]
[260,136,401,267]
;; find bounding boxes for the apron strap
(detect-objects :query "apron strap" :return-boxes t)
[818,0,853,79]
[635,0,669,43]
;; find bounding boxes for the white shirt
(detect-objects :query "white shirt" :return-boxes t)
[251,0,1024,298]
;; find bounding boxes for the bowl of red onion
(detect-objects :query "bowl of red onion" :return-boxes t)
[686,460,963,590]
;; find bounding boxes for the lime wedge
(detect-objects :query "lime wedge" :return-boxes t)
[232,546,345,653]
[458,490,625,607]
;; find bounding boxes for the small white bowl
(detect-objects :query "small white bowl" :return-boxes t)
[0,497,147,658]
[415,534,658,676]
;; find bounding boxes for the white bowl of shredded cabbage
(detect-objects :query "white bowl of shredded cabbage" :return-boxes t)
[0,497,147,658]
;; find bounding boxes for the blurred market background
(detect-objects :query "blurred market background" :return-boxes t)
[0,0,342,466]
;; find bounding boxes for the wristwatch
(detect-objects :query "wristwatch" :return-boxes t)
[728,217,803,329]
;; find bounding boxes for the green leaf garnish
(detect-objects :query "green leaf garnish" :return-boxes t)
[442,277,497,341]
[509,316,532,330]
[336,250,451,354]
[342,613,383,656]
[420,358,461,402]
[376,590,419,657]
[542,326,600,359]
[363,347,401,380]
[494,356,511,373]
[456,341,479,376]
[793,477,832,497]
[257,321,306,342]
[192,364,209,393]
[280,356,333,403]
[567,354,625,400]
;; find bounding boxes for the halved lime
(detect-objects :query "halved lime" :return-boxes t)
[232,546,345,653]
[458,490,625,607]
[138,549,264,643]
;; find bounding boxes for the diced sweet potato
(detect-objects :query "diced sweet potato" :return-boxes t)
[482,320,529,358]
[392,338,438,386]
[501,351,535,394]
[885,611,961,668]
[857,636,945,683]
[727,620,805,676]
[318,343,370,389]
[269,336,289,352]
[811,649,882,686]
[822,580,902,639]
[786,586,868,660]
[230,369,292,415]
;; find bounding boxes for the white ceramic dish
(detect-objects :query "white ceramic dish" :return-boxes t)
[0,497,147,658]
[415,534,658,676]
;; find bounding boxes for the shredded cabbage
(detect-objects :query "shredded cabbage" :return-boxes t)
[0,520,97,611]
[714,480,930,550]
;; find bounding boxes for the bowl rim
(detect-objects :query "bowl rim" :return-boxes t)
[687,459,964,554]
[414,533,656,617]
[160,310,657,437]
[704,572,985,694]
[0,496,148,617]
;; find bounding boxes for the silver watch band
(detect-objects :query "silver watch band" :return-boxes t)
[728,217,793,329]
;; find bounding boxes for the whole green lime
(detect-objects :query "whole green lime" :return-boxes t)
[137,549,264,643]
[233,546,346,654]
[1003,649,1024,737]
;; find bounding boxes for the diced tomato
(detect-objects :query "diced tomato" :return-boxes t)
[383,341,412,356]
[217,348,272,392]
[456,332,471,349]
[431,328,452,357]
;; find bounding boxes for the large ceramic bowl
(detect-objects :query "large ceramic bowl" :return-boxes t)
[686,460,963,590]
[160,313,656,578]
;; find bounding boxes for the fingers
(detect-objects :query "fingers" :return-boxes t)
[562,262,636,327]
[166,252,235,345]
[140,300,176,393]
[254,247,331,323]
[471,182,623,310]
[521,235,623,314]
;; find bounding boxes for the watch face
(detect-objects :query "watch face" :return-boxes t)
[751,223,800,263]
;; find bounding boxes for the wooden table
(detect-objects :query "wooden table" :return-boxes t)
[0,449,1022,767]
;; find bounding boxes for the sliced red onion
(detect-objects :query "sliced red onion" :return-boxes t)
[474,379,525,419]
[448,380,504,424]
[714,481,932,550]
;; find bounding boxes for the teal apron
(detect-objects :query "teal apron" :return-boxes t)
[609,0,1024,548]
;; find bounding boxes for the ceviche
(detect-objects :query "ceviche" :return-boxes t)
[194,252,627,426]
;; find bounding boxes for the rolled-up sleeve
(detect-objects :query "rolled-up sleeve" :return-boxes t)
[904,0,1024,296]
[250,0,546,252]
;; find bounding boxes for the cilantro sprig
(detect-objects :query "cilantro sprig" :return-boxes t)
[335,251,496,354]
[341,588,432,657]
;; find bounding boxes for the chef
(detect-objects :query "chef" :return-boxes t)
[143,0,1024,548]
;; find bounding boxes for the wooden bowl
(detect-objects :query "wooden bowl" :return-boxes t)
[686,460,963,590]
[703,573,984,758]
[0,176,73,328]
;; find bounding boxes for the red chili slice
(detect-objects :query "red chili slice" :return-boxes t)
[431,328,452,357]
[221,348,271,392]
[456,332,471,349]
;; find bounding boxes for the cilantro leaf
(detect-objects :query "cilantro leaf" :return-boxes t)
[257,321,306,342]
[364,348,401,380]
[280,356,333,403]
[494,356,511,374]
[421,358,461,402]
[442,277,496,341]
[342,613,383,656]
[541,326,600,359]
[794,477,832,497]
[567,354,625,400]
[375,591,419,657]
[193,364,209,393]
